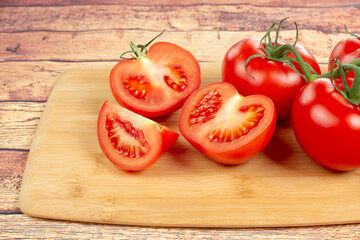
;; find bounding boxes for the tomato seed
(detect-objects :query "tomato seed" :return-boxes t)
[106,113,149,158]
[189,89,223,126]
[164,65,188,92]
[123,75,150,99]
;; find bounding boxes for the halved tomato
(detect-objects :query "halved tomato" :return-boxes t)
[110,42,201,118]
[97,101,179,171]
[178,82,276,165]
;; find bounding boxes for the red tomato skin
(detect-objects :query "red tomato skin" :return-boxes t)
[222,38,320,121]
[196,108,276,165]
[329,37,360,78]
[97,101,179,171]
[291,78,360,171]
[110,42,201,118]
[178,82,277,165]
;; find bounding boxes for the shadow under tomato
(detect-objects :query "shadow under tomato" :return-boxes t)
[262,120,295,167]
[165,140,194,167]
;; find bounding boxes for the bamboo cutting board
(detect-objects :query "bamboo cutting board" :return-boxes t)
[20,62,360,228]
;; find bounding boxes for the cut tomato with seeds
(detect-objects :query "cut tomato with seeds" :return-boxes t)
[164,65,188,92]
[123,75,150,99]
[179,82,276,165]
[97,101,179,171]
[110,41,201,118]
[106,113,149,158]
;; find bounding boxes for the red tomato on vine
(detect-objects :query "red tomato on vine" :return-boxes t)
[222,19,320,120]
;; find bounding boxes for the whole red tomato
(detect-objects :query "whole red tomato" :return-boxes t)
[222,38,320,120]
[328,28,360,80]
[291,78,360,171]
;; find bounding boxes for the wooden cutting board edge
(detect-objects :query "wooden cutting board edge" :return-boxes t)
[19,63,360,228]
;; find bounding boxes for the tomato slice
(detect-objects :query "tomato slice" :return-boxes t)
[110,42,201,118]
[179,82,276,165]
[97,101,179,171]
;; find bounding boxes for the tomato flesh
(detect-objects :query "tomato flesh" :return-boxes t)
[179,82,276,165]
[164,65,188,92]
[123,75,150,99]
[106,113,149,158]
[110,42,201,118]
[97,101,179,171]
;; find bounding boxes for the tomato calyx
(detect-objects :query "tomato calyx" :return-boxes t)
[119,30,165,60]
[330,59,360,105]
[245,18,318,82]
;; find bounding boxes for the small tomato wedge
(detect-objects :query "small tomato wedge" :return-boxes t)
[110,41,201,118]
[179,82,276,165]
[97,101,179,171]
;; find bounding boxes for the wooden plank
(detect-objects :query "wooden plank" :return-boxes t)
[0,0,358,7]
[1,214,360,239]
[0,61,115,101]
[0,30,352,63]
[0,102,45,150]
[0,150,27,214]
[1,5,360,33]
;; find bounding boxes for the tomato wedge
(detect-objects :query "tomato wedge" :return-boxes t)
[178,82,276,165]
[110,42,201,118]
[97,101,179,171]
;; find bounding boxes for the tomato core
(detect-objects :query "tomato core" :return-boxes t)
[106,113,149,158]
[207,104,265,143]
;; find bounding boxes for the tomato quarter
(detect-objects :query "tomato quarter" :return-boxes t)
[179,82,276,165]
[110,41,201,118]
[97,101,179,171]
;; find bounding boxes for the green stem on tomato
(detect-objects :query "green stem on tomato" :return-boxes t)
[271,43,360,83]
[129,41,147,60]
[345,25,360,39]
[272,44,318,82]
[119,30,165,60]
[329,61,360,105]
[342,64,360,99]
[319,58,360,79]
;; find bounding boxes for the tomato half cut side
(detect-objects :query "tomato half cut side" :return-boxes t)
[179,82,276,165]
[110,42,201,118]
[97,101,179,171]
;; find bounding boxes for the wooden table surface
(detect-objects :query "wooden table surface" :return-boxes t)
[1,0,360,239]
